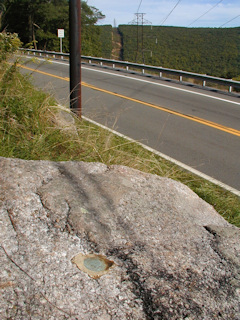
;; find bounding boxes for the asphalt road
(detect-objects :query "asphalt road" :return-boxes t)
[19,57,240,191]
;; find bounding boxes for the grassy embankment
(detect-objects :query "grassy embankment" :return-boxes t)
[0,42,239,227]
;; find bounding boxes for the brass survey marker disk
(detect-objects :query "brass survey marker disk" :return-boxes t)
[72,253,115,279]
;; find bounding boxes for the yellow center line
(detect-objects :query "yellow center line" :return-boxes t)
[18,64,70,81]
[19,64,240,137]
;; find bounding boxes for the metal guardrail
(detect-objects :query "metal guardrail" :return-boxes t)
[20,48,240,93]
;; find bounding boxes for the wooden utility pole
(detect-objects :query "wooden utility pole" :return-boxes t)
[69,0,81,117]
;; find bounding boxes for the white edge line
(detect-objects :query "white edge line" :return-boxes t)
[20,56,240,195]
[20,55,240,106]
[81,67,240,106]
[82,115,240,197]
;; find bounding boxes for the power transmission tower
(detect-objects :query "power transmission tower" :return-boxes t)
[129,13,151,63]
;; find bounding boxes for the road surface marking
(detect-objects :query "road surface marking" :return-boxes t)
[81,66,240,106]
[20,56,240,106]
[83,115,240,197]
[19,63,240,137]
[83,81,240,136]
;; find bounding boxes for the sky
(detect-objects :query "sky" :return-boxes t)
[86,0,240,28]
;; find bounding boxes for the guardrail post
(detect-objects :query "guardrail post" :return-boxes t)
[19,48,240,94]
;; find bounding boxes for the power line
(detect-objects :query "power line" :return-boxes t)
[219,14,240,27]
[160,0,182,26]
[137,0,143,14]
[188,0,223,27]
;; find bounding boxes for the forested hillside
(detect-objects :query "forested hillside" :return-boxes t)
[1,0,239,79]
[118,25,240,79]
[1,0,105,56]
[99,25,112,59]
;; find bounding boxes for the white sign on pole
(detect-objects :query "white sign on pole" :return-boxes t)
[58,29,64,53]
[58,29,65,38]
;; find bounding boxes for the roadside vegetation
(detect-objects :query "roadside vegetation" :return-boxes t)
[1,0,105,56]
[99,25,112,59]
[118,25,240,79]
[0,33,239,227]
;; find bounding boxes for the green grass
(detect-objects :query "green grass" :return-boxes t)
[1,60,239,227]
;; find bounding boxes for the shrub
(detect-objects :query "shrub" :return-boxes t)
[0,32,21,62]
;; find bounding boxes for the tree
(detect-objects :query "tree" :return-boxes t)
[3,0,50,48]
[3,0,105,54]
[81,1,105,56]
[34,0,69,51]
[0,1,6,30]
[0,0,14,31]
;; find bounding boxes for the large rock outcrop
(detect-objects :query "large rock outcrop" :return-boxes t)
[0,157,239,319]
